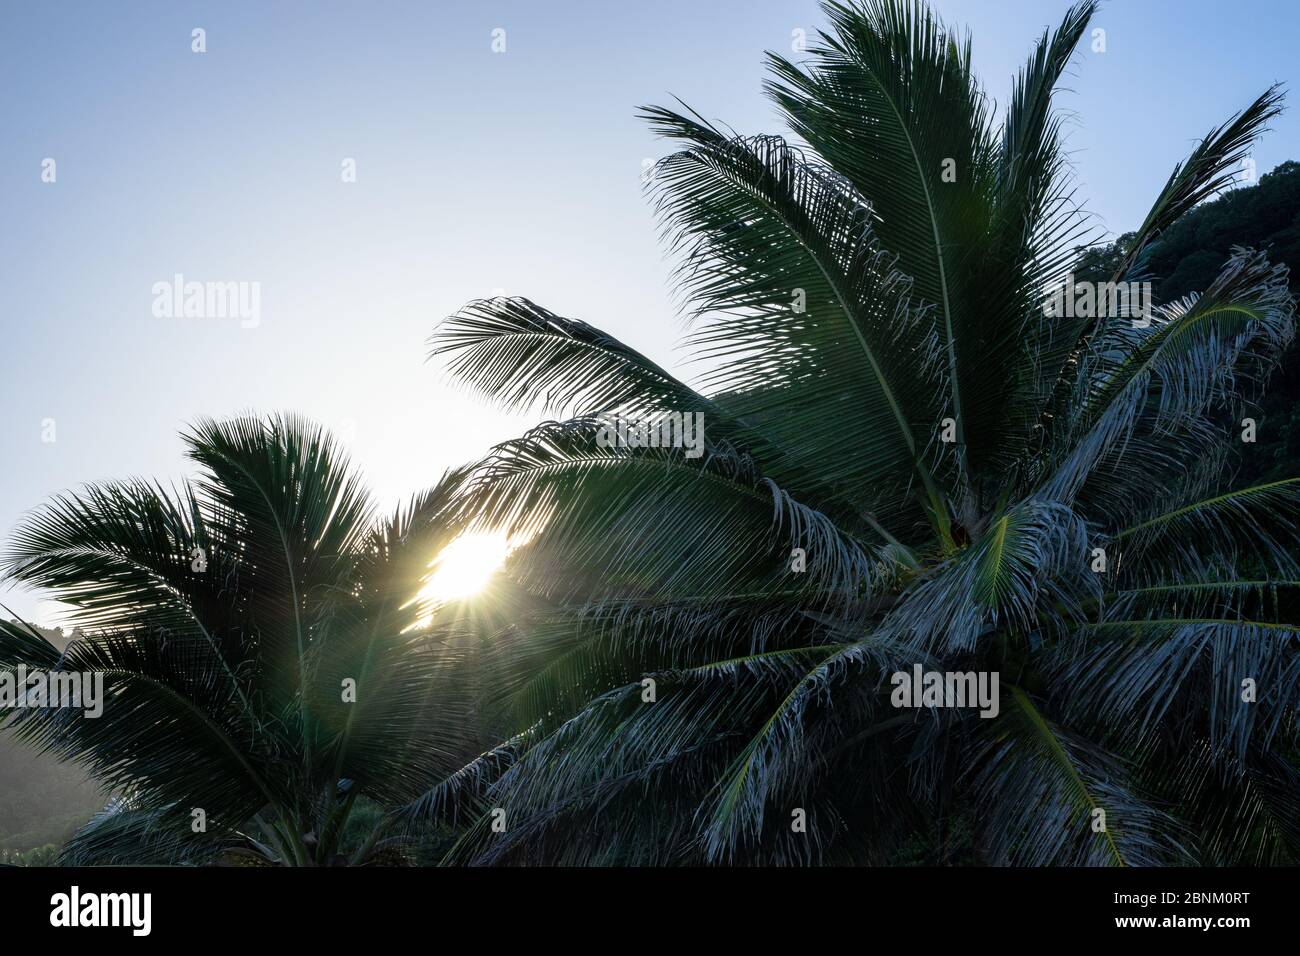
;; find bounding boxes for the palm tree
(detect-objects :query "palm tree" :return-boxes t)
[0,414,484,865]
[424,0,1300,865]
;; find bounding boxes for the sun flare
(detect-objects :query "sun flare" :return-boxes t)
[418,531,515,605]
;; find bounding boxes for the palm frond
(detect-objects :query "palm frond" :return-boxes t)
[431,296,706,418]
[766,0,997,456]
[968,686,1186,865]
[643,105,950,530]
[449,416,886,604]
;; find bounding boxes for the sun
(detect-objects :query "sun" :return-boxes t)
[417,531,514,605]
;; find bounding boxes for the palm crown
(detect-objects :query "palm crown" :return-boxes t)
[4,0,1297,869]
[1,415,482,865]
[425,0,1300,864]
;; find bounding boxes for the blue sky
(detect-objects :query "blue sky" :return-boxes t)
[3,0,1298,625]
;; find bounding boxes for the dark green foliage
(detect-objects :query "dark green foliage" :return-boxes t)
[426,0,1300,866]
[1076,160,1300,485]
[0,415,491,865]
[0,844,60,867]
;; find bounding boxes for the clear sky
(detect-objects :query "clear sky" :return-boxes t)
[3,0,1299,626]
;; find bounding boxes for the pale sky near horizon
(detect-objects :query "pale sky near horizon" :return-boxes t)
[3,0,1299,626]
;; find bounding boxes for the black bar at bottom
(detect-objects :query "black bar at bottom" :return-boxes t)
[0,865,1284,941]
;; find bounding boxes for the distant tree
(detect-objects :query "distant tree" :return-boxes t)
[1071,233,1134,286]
[1075,160,1300,483]
[0,624,104,854]
[0,844,60,867]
